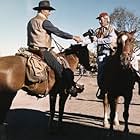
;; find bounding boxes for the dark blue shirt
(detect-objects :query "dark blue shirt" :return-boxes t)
[43,20,73,39]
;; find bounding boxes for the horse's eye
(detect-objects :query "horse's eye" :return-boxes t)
[129,38,135,42]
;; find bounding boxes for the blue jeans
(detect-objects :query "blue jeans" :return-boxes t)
[43,50,63,78]
[43,50,75,88]
[97,56,108,91]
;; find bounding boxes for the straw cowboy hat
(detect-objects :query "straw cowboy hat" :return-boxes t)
[33,0,55,11]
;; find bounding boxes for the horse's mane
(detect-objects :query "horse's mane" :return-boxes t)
[59,44,91,71]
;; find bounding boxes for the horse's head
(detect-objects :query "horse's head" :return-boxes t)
[116,30,136,68]
[63,44,91,71]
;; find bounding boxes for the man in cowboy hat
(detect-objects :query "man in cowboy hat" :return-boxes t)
[27,0,83,96]
[92,12,117,99]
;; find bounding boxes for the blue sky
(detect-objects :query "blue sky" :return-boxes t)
[0,0,140,55]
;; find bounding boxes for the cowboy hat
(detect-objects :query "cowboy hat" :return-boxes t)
[33,0,55,11]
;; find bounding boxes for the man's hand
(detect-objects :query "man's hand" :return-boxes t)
[92,36,97,42]
[73,36,83,43]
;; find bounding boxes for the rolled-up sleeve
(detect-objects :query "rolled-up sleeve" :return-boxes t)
[43,20,73,39]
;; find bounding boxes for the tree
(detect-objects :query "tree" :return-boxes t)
[110,7,140,42]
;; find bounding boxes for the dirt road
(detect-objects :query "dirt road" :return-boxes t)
[5,75,140,140]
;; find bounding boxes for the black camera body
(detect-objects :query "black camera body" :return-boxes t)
[83,29,95,42]
[83,29,95,37]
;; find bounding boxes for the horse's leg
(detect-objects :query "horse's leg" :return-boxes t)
[0,92,16,140]
[108,95,116,133]
[103,94,110,128]
[114,97,120,126]
[104,95,119,128]
[58,92,69,127]
[123,95,132,133]
[48,92,57,130]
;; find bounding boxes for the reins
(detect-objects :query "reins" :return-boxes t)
[75,72,85,84]
[52,37,85,84]
[52,37,65,52]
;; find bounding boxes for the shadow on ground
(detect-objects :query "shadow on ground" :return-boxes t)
[5,109,140,140]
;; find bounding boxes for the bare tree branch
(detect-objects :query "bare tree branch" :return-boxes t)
[110,7,140,42]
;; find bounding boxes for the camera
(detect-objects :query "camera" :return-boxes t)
[83,28,95,37]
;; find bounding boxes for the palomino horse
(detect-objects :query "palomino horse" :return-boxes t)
[102,30,139,134]
[0,44,90,137]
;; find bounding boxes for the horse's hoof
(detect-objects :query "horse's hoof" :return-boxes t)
[103,121,110,128]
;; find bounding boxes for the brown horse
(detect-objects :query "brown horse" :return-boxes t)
[102,30,139,134]
[0,44,90,136]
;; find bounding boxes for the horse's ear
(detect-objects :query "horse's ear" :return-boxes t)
[114,29,120,36]
[130,29,136,36]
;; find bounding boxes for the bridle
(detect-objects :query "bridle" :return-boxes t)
[117,31,135,68]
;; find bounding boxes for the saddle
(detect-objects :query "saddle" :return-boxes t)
[15,48,50,96]
[16,47,49,83]
[16,47,70,96]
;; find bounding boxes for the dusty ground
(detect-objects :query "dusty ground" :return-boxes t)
[5,74,140,140]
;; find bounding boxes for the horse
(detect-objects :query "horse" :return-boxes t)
[102,30,139,134]
[0,43,91,137]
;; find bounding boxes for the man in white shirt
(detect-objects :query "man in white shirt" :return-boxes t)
[92,12,117,99]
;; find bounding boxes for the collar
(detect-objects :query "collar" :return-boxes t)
[37,13,48,20]
[102,24,110,29]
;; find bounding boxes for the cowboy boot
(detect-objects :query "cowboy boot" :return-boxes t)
[62,68,84,97]
[75,83,84,93]
[96,89,106,99]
